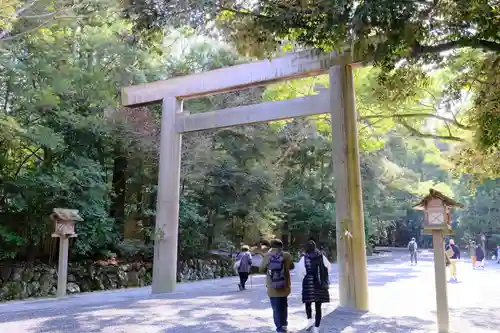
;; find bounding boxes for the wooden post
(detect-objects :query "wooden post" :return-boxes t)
[432,230,450,333]
[56,236,69,297]
[329,65,369,310]
[152,96,183,294]
[51,208,81,298]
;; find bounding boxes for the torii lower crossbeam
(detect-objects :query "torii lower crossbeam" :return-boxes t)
[121,51,369,311]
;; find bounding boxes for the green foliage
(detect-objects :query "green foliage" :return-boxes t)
[178,196,207,258]
[0,5,160,260]
[115,239,153,260]
[0,1,499,265]
[469,55,500,150]
[127,0,500,162]
[208,1,500,67]
[456,179,500,237]
[0,225,25,260]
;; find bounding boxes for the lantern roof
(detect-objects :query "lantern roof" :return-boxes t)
[50,208,83,222]
[414,188,464,211]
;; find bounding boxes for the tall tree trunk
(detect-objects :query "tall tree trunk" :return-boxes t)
[136,187,143,218]
[145,188,157,245]
[206,210,216,250]
[43,148,52,169]
[25,241,36,262]
[110,148,127,232]
[282,222,289,250]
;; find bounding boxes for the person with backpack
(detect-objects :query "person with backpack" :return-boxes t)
[445,239,461,281]
[235,245,252,290]
[296,240,331,333]
[408,237,418,265]
[259,239,294,333]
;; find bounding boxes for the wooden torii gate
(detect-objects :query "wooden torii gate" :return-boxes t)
[121,50,369,311]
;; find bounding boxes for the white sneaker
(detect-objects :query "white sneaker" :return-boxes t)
[305,318,314,329]
[312,327,320,333]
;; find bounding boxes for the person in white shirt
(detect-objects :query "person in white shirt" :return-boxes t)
[296,240,332,333]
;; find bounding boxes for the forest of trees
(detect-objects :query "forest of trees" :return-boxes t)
[0,1,499,263]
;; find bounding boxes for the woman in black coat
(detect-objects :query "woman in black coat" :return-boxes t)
[297,240,332,333]
[476,246,485,268]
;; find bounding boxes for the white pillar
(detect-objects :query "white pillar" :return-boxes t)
[433,230,450,333]
[56,236,69,297]
[329,65,369,310]
[152,96,183,294]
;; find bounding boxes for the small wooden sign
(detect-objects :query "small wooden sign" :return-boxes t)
[414,189,462,234]
[50,208,82,238]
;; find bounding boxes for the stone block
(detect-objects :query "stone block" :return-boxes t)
[0,259,233,301]
[67,282,80,294]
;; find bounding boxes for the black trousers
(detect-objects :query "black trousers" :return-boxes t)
[238,272,249,289]
[305,301,322,327]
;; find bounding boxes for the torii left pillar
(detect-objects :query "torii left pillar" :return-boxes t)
[151,97,183,293]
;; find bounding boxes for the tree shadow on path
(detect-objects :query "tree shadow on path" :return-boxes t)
[0,255,442,333]
[447,306,500,331]
[297,307,435,333]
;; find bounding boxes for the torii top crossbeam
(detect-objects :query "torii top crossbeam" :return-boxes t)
[121,51,350,106]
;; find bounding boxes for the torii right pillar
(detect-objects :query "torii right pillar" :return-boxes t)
[329,64,369,311]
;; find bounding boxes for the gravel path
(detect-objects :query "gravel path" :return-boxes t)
[0,250,498,333]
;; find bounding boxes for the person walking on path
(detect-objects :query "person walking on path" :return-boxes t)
[445,239,461,281]
[259,239,294,333]
[235,245,252,290]
[475,245,485,268]
[469,241,477,269]
[408,237,418,265]
[297,240,332,333]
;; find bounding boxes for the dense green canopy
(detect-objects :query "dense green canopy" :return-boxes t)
[123,0,499,152]
[0,1,499,266]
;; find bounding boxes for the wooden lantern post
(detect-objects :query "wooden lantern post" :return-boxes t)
[50,208,83,298]
[414,189,463,333]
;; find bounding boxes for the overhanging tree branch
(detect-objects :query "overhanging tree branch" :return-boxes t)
[14,147,42,176]
[0,0,112,42]
[0,19,51,42]
[412,38,500,57]
[399,120,464,142]
[219,6,271,20]
[418,0,440,19]
[360,112,474,130]
[0,0,40,39]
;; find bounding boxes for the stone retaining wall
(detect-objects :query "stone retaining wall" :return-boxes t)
[0,259,235,301]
